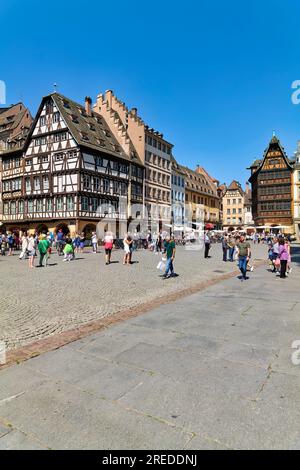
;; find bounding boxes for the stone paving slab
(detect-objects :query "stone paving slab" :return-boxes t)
[0,430,47,450]
[0,380,193,450]
[23,348,149,401]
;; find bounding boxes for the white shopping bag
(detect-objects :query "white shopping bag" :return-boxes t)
[156,261,166,271]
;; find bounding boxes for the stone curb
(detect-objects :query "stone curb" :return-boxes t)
[0,259,266,370]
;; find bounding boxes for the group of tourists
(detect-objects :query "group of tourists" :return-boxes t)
[0,226,295,282]
[268,236,292,279]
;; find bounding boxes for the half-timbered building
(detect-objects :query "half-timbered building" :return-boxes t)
[248,135,294,233]
[1,93,144,237]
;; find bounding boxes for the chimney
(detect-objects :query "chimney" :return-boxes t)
[245,181,250,194]
[85,96,92,116]
[105,90,113,108]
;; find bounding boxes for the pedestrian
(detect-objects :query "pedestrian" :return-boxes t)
[7,232,14,256]
[56,229,65,256]
[204,231,211,258]
[285,238,292,275]
[103,231,114,265]
[27,234,36,268]
[162,235,176,279]
[63,238,74,261]
[228,236,235,262]
[222,235,228,262]
[91,232,98,253]
[79,232,85,253]
[19,232,28,260]
[123,233,133,265]
[278,238,289,279]
[38,234,50,267]
[156,232,162,253]
[236,235,251,281]
[73,233,81,253]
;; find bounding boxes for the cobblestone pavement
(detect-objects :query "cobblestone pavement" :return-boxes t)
[0,246,299,449]
[0,243,266,350]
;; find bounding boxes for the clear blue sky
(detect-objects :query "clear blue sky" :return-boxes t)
[1,0,300,186]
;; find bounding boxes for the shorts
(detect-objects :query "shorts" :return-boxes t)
[80,242,84,249]
[29,250,36,256]
[105,248,112,255]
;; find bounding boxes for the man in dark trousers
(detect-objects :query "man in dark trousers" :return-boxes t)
[222,235,228,262]
[204,231,211,258]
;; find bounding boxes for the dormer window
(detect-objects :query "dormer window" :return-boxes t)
[81,132,89,141]
[71,114,79,123]
[79,108,87,117]
[88,123,96,131]
[63,100,70,109]
[104,130,111,138]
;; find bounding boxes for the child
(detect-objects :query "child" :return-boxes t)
[91,232,98,253]
[63,238,74,262]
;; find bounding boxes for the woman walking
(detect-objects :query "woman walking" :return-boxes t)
[27,234,36,269]
[103,231,114,265]
[278,238,289,279]
[123,233,133,265]
[19,232,28,260]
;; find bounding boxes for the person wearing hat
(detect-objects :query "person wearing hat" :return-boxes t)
[38,234,50,267]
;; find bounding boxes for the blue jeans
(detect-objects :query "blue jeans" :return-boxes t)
[238,256,247,278]
[229,247,235,261]
[164,257,174,276]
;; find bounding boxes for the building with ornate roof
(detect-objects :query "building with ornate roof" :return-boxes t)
[0,93,144,237]
[248,134,294,233]
[0,103,32,154]
[179,165,220,229]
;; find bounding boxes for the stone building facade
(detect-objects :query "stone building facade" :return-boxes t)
[93,90,172,230]
[0,93,144,237]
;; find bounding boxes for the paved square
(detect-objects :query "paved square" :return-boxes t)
[0,243,299,449]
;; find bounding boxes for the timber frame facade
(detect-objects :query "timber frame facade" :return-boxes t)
[0,93,144,237]
[249,135,294,232]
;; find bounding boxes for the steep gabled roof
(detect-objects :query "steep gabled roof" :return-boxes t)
[249,135,294,182]
[52,93,143,165]
[21,93,143,165]
[223,180,244,197]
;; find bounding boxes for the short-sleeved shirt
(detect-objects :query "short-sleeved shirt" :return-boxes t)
[165,240,175,259]
[237,241,250,257]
